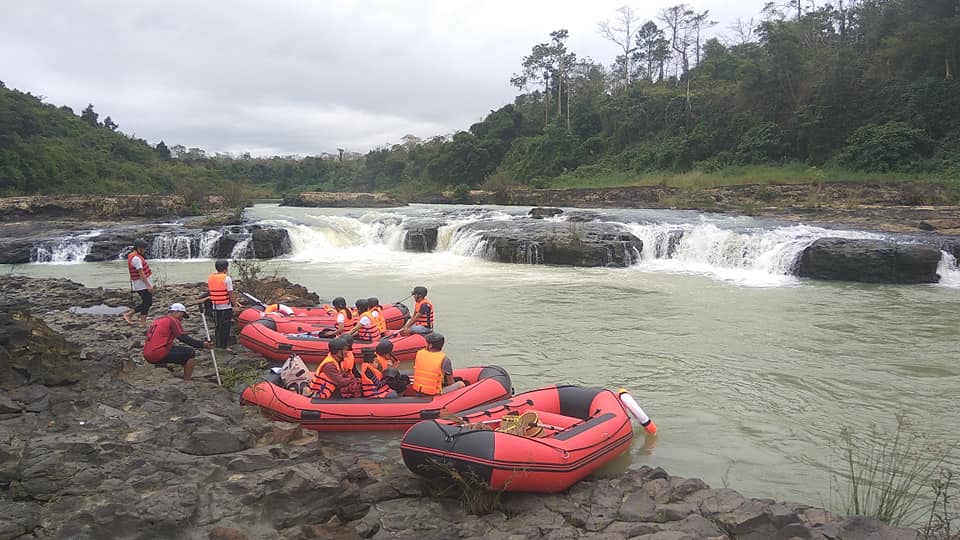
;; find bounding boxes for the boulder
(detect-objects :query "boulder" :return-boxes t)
[795,238,941,283]
[528,207,563,219]
[402,222,440,252]
[459,219,643,267]
[250,228,292,259]
[0,240,32,264]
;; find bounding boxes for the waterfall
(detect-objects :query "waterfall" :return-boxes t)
[937,251,960,288]
[230,238,252,259]
[31,241,93,263]
[150,234,197,259]
[198,230,223,258]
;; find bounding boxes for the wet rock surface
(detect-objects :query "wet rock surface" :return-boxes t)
[460,220,643,267]
[282,192,405,208]
[0,275,924,539]
[796,238,942,283]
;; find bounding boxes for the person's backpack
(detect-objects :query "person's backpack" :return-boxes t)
[279,354,311,395]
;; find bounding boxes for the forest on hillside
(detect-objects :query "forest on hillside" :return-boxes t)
[1,0,958,198]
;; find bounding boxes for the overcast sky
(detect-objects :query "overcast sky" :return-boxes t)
[1,0,768,157]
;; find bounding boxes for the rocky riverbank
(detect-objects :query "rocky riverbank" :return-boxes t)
[0,275,918,539]
[0,194,229,222]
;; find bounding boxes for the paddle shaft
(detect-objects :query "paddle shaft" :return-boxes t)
[200,310,222,386]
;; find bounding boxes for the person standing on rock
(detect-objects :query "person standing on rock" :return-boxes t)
[207,259,240,352]
[143,303,213,381]
[122,238,153,327]
[399,286,434,336]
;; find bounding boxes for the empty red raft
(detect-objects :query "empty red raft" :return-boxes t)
[400,385,637,493]
[239,365,513,431]
[238,319,427,363]
[237,303,409,332]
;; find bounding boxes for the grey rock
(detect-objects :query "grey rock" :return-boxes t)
[0,501,40,540]
[528,207,563,219]
[620,492,658,522]
[460,219,643,267]
[250,228,292,259]
[796,238,941,283]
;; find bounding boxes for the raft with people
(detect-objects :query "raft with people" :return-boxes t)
[238,319,428,363]
[238,365,513,431]
[399,385,657,493]
[236,302,410,332]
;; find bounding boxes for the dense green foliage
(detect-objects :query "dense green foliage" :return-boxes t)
[1,0,957,197]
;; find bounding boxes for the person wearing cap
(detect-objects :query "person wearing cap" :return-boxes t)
[207,259,241,352]
[410,332,462,396]
[142,303,213,381]
[399,286,434,336]
[122,238,153,327]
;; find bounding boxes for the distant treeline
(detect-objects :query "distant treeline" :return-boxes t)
[1,0,957,198]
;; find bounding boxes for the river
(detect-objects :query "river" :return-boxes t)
[5,203,960,509]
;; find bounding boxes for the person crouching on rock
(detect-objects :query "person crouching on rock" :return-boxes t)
[142,303,213,381]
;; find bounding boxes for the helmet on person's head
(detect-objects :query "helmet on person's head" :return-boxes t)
[133,238,149,250]
[376,339,394,355]
[362,349,375,362]
[367,297,379,307]
[412,286,428,297]
[341,334,354,347]
[328,337,347,353]
[424,332,444,348]
[355,298,369,312]
[332,297,346,309]
[215,259,229,272]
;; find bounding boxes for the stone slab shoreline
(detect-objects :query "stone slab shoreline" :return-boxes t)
[0,275,917,539]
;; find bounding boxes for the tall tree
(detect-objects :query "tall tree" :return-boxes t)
[633,21,671,81]
[510,30,577,128]
[103,116,118,131]
[80,104,100,127]
[598,6,642,87]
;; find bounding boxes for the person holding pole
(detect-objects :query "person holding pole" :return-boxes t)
[142,304,213,381]
[207,259,240,352]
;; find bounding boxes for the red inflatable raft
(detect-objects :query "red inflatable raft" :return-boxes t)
[237,303,409,331]
[238,319,427,363]
[400,385,649,493]
[239,365,513,431]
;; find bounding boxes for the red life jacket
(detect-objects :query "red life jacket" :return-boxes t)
[414,298,434,328]
[127,251,152,282]
[412,349,446,395]
[207,273,230,306]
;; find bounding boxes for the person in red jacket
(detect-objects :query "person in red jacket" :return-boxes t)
[143,303,213,381]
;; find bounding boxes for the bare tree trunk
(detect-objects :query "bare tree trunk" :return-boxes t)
[566,85,571,131]
[947,54,955,81]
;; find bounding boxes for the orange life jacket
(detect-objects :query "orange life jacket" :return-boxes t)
[370,305,387,333]
[207,273,230,306]
[357,310,381,341]
[359,363,392,398]
[265,304,279,313]
[340,350,357,374]
[374,353,392,372]
[412,349,446,395]
[308,354,340,399]
[127,251,152,282]
[414,298,434,328]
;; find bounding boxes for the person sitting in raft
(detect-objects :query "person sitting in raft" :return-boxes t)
[399,286,434,336]
[367,297,387,334]
[306,337,359,398]
[411,332,464,396]
[264,303,294,315]
[142,303,213,381]
[374,339,400,371]
[358,349,396,398]
[349,298,381,342]
[339,333,357,374]
[331,297,353,336]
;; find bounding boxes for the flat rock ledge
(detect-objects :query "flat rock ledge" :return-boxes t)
[0,275,920,539]
[282,192,405,208]
[796,238,943,284]
[0,194,225,222]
